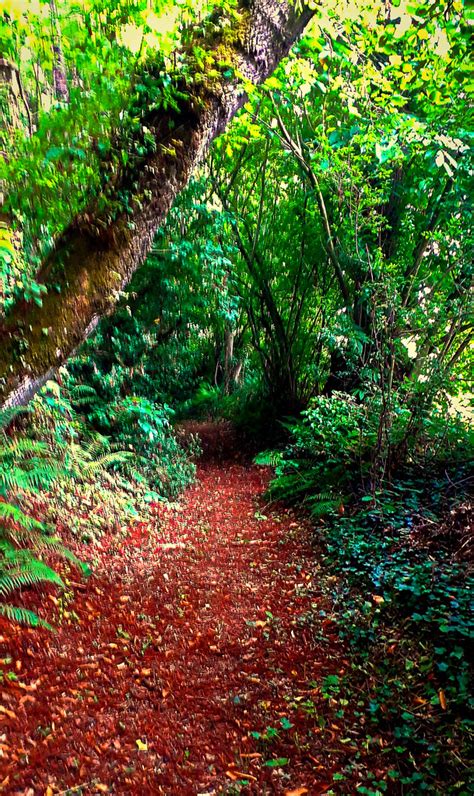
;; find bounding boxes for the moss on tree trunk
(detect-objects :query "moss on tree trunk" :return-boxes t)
[0,1,313,407]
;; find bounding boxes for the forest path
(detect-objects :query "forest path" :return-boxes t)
[1,423,346,795]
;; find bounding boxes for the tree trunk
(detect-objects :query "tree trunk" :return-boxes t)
[0,1,313,408]
[50,0,69,103]
[0,59,30,322]
[223,328,234,394]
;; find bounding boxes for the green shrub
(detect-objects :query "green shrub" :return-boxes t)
[110,396,199,498]
[265,391,473,510]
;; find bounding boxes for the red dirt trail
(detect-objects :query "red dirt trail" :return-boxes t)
[0,423,348,795]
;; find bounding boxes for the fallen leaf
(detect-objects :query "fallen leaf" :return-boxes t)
[264,757,289,767]
[285,789,309,796]
[439,690,447,710]
[19,695,36,707]
[136,739,148,751]
[226,770,257,781]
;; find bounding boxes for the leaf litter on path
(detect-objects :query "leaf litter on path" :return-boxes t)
[0,423,350,794]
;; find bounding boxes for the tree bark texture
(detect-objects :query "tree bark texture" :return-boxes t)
[0,1,313,408]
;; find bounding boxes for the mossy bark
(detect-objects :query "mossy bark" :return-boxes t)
[0,0,313,407]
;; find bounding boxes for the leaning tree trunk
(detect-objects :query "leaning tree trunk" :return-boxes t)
[0,1,313,408]
[49,0,69,103]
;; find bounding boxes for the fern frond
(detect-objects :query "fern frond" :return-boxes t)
[83,451,133,471]
[0,560,64,597]
[0,406,27,431]
[0,603,52,629]
[70,384,98,397]
[0,438,50,457]
[306,498,340,518]
[63,438,133,482]
[37,536,91,575]
[254,450,283,467]
[268,470,313,500]
[0,462,59,492]
[305,491,339,504]
[0,502,45,532]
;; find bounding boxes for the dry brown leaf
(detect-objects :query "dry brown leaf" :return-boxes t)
[372,594,385,604]
[19,695,36,707]
[439,690,447,710]
[226,770,257,782]
[0,705,16,721]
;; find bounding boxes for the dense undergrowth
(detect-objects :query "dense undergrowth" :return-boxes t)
[314,493,473,793]
[0,380,198,627]
[256,396,473,793]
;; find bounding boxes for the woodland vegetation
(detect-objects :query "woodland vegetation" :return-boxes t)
[0,1,472,793]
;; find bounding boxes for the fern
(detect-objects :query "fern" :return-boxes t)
[0,502,44,531]
[37,536,91,575]
[68,383,101,409]
[63,438,133,483]
[0,432,59,493]
[0,548,64,597]
[265,453,342,517]
[0,539,65,628]
[0,397,89,628]
[305,493,341,518]
[0,405,26,431]
[0,603,52,629]
[254,450,283,467]
[267,465,318,501]
[0,463,58,492]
